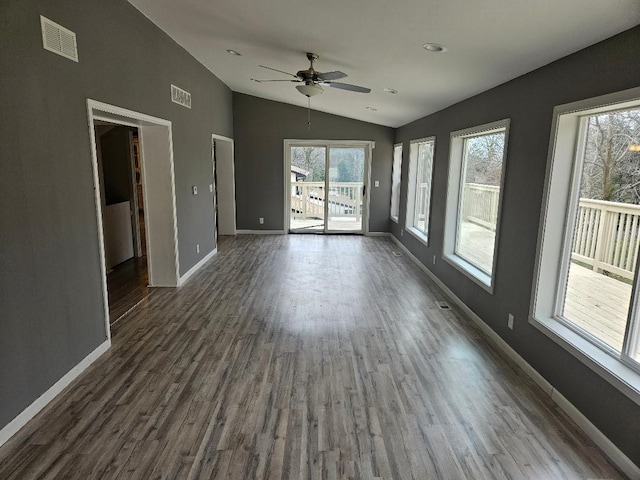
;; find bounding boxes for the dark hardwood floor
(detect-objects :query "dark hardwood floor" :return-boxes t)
[107,256,149,324]
[0,235,627,479]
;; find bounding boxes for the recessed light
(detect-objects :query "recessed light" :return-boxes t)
[226,49,242,56]
[365,106,378,111]
[384,88,398,94]
[422,43,446,53]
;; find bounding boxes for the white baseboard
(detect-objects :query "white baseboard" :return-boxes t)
[178,248,217,286]
[389,234,640,479]
[0,339,111,449]
[236,230,285,235]
[366,231,391,237]
[550,388,640,478]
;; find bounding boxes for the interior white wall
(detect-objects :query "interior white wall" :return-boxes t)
[139,125,180,286]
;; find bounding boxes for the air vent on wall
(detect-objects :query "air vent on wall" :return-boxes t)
[171,84,192,109]
[40,16,78,62]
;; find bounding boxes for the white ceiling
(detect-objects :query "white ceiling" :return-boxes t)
[128,0,639,128]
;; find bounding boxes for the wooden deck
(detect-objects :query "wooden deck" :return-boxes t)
[565,263,630,352]
[290,217,363,232]
[463,221,631,352]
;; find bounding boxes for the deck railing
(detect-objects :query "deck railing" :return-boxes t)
[456,184,640,280]
[462,183,501,231]
[572,199,640,280]
[291,182,363,221]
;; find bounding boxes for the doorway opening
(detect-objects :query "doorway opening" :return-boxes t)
[212,134,236,236]
[94,122,149,323]
[285,140,371,234]
[88,100,180,340]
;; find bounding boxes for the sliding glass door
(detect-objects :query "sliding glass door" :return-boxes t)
[289,146,327,232]
[287,142,369,234]
[327,147,365,232]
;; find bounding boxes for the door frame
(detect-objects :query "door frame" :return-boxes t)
[212,133,236,236]
[87,99,180,340]
[284,139,372,235]
[128,131,143,257]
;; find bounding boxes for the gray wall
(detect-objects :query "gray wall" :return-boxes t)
[393,26,640,464]
[0,0,232,431]
[232,93,395,232]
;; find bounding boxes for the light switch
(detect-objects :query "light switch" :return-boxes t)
[209,184,213,192]
[374,180,379,187]
[192,185,198,195]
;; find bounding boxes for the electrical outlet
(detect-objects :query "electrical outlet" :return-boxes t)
[259,217,264,224]
[196,244,200,253]
[432,255,436,265]
[508,313,514,330]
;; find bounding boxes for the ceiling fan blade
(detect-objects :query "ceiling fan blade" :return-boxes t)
[317,71,347,81]
[258,65,299,79]
[327,82,371,93]
[252,78,300,83]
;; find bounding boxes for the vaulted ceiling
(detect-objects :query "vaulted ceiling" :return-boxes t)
[128,0,640,127]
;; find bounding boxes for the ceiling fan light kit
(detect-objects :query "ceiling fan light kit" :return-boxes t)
[256,52,371,97]
[296,84,323,97]
[255,52,371,130]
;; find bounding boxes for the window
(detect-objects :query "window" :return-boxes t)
[405,138,435,242]
[443,120,509,291]
[390,143,403,222]
[532,89,640,399]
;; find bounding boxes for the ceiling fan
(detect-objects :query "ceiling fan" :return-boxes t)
[252,52,371,97]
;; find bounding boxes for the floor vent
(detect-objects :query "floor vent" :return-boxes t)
[171,84,192,109]
[436,301,451,310]
[392,251,403,257]
[40,16,78,62]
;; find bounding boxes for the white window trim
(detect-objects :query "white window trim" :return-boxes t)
[443,119,510,293]
[530,86,640,406]
[390,143,403,223]
[405,137,435,245]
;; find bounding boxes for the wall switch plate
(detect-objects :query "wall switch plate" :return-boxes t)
[196,244,200,253]
[192,185,198,195]
[374,180,379,187]
[401,229,404,236]
[508,313,514,330]
[432,255,436,265]
[259,217,264,224]
[209,184,213,192]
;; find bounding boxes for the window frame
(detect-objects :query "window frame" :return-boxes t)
[405,137,436,245]
[443,119,510,293]
[530,87,640,405]
[390,143,403,223]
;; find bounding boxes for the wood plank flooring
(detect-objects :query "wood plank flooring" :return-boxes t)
[107,256,149,324]
[0,235,626,479]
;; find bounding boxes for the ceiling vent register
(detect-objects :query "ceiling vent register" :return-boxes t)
[171,85,192,109]
[40,16,78,62]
